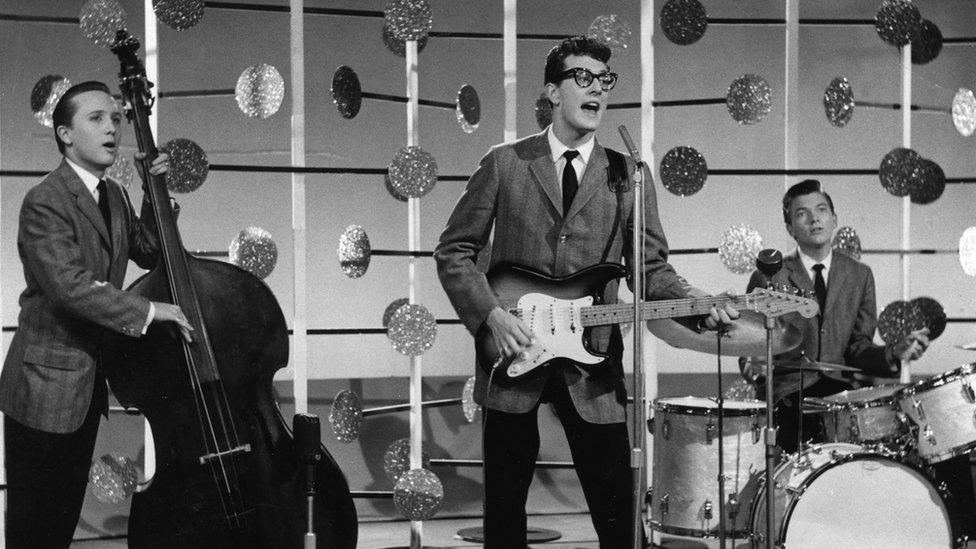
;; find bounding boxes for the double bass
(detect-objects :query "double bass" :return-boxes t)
[103,30,357,548]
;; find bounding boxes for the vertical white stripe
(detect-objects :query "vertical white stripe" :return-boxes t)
[784,0,799,187]
[900,41,912,383]
[503,0,517,142]
[290,0,308,414]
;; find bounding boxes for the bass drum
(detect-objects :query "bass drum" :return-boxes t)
[750,443,952,548]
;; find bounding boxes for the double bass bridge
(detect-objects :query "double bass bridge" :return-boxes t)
[199,443,252,465]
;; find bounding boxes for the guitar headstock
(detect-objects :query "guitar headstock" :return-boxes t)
[742,287,820,319]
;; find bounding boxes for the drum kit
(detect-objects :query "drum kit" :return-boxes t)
[645,315,974,548]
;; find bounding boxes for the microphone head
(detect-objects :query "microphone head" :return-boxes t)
[292,413,322,463]
[756,248,783,277]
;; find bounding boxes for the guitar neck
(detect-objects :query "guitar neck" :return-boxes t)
[581,296,740,327]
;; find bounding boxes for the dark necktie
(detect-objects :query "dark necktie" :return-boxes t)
[562,150,580,215]
[813,263,827,322]
[96,179,111,233]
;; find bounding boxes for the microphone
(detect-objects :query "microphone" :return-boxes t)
[755,248,783,290]
[293,413,322,495]
[617,125,643,167]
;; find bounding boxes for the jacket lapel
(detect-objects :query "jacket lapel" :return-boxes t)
[525,134,563,215]
[565,143,609,220]
[784,252,811,293]
[59,161,112,248]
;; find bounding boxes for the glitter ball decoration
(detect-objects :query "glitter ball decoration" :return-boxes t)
[959,227,976,277]
[235,64,285,119]
[384,0,432,41]
[383,298,410,329]
[384,174,410,202]
[659,145,707,196]
[910,158,945,205]
[660,0,708,46]
[338,225,371,278]
[388,303,437,356]
[878,300,926,345]
[383,438,430,483]
[80,0,128,48]
[388,146,438,199]
[229,227,278,279]
[160,138,208,193]
[461,375,481,423]
[89,454,138,504]
[588,14,632,55]
[823,77,855,128]
[874,0,921,47]
[951,88,976,137]
[534,93,553,130]
[331,66,362,120]
[910,19,942,65]
[30,75,71,128]
[879,147,922,197]
[832,226,862,261]
[727,74,772,125]
[718,224,763,275]
[394,468,444,521]
[382,21,429,57]
[329,389,363,443]
[153,0,204,31]
[456,84,481,134]
[911,296,947,340]
[106,152,135,187]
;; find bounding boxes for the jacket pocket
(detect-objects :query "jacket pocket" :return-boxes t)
[22,344,90,371]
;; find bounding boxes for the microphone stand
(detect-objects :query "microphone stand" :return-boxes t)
[293,413,322,549]
[755,249,783,549]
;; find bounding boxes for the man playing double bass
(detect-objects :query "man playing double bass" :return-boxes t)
[1,81,192,547]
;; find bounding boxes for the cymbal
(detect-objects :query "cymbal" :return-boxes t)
[646,310,802,357]
[774,359,859,373]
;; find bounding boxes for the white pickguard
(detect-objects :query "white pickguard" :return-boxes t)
[505,293,605,378]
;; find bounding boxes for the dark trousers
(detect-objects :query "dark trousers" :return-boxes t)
[773,376,852,453]
[4,393,102,548]
[931,454,976,541]
[482,376,633,549]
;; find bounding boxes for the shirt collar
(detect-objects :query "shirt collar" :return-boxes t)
[64,157,102,197]
[547,126,594,165]
[796,247,832,278]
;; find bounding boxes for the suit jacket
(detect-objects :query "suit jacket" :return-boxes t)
[746,250,893,403]
[0,160,158,433]
[435,131,694,424]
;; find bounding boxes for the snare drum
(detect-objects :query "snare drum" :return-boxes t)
[897,363,976,463]
[649,396,765,538]
[750,443,952,548]
[820,385,907,444]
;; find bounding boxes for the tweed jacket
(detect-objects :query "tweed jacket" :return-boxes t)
[0,160,158,433]
[746,250,894,403]
[435,131,695,424]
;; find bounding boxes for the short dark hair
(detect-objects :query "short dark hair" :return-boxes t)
[782,179,835,224]
[52,81,113,154]
[543,36,612,86]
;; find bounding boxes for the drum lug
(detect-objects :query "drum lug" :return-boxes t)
[647,416,654,434]
[963,379,976,404]
[645,487,653,506]
[848,416,860,440]
[752,421,761,444]
[659,493,669,516]
[923,424,937,446]
[912,396,926,421]
[702,499,713,521]
[727,493,740,520]
[662,419,670,440]
[706,420,716,445]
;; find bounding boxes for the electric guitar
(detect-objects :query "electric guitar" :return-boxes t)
[476,263,819,380]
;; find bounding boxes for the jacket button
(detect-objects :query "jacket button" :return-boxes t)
[559,235,568,242]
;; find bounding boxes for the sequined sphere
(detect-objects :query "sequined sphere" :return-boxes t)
[534,93,553,130]
[106,152,135,187]
[832,226,862,261]
[456,84,481,133]
[911,19,942,65]
[660,146,707,196]
[959,227,976,277]
[878,300,926,345]
[910,158,945,205]
[89,454,138,504]
[229,226,278,279]
[911,297,946,340]
[383,298,410,329]
[329,389,363,443]
[80,0,128,48]
[879,147,922,197]
[659,0,707,46]
[161,138,208,193]
[718,224,763,275]
[588,14,632,54]
[387,303,437,356]
[461,376,481,423]
[153,0,204,31]
[338,225,371,278]
[727,74,772,124]
[331,66,362,119]
[382,22,428,58]
[384,0,432,41]
[951,88,976,137]
[823,77,855,127]
[394,468,444,521]
[383,438,430,484]
[388,146,438,199]
[30,75,71,128]
[874,0,921,47]
[235,64,285,119]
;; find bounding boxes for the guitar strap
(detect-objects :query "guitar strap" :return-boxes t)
[600,147,629,263]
